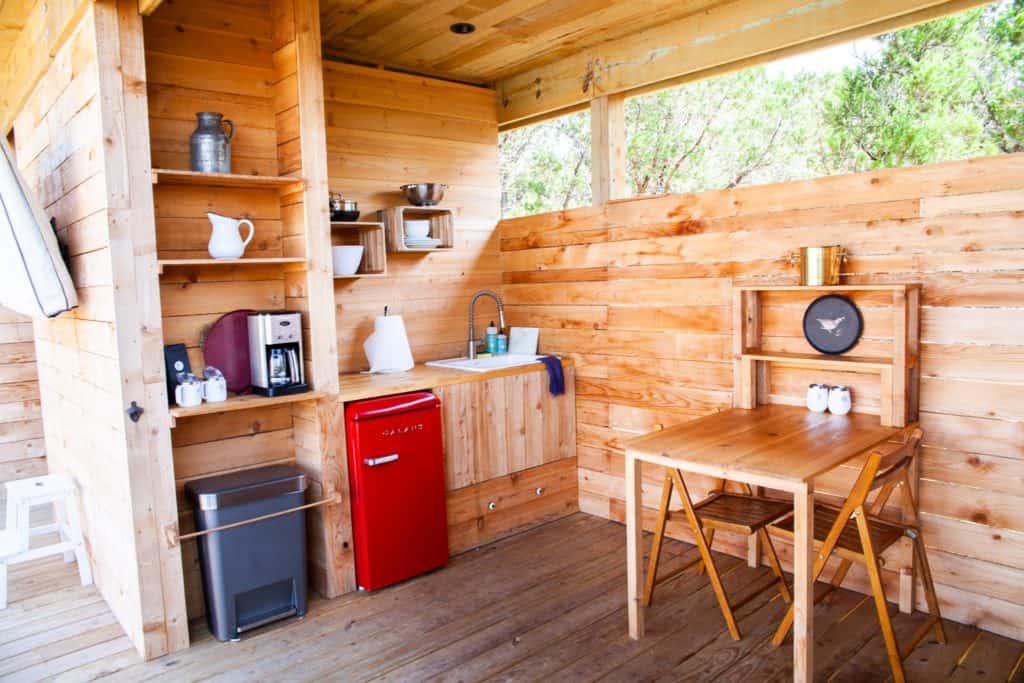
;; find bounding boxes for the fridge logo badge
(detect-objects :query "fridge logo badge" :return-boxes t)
[381,423,425,437]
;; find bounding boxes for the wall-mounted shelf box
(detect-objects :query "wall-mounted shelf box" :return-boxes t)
[733,283,920,427]
[378,206,454,252]
[168,390,327,427]
[152,168,305,190]
[331,221,387,277]
[156,257,308,275]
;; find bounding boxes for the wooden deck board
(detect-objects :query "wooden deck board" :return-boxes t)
[1,513,1020,682]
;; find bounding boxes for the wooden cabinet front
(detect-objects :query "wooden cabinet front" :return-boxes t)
[434,365,576,491]
[447,458,579,554]
[435,365,578,553]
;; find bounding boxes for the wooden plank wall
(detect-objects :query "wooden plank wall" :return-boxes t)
[0,307,44,484]
[322,61,502,372]
[11,0,190,659]
[498,153,1024,641]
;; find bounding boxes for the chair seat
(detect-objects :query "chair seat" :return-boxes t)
[693,492,792,532]
[770,503,906,556]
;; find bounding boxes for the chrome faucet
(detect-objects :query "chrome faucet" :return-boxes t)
[468,290,505,359]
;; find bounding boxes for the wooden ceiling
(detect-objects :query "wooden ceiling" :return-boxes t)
[0,0,32,72]
[318,0,728,85]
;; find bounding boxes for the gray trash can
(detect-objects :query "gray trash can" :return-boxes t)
[185,464,309,642]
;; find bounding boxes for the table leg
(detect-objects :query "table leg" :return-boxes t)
[625,452,645,639]
[793,483,814,682]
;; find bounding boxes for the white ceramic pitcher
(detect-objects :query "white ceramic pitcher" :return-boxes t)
[207,212,254,259]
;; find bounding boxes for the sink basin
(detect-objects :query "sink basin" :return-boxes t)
[425,354,543,373]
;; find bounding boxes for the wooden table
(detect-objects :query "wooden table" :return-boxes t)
[621,404,908,683]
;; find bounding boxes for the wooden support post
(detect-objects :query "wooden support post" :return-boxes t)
[590,94,627,205]
[892,289,908,427]
[625,451,645,639]
[792,483,814,683]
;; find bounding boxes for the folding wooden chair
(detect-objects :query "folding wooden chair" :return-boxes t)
[644,470,793,641]
[767,429,944,683]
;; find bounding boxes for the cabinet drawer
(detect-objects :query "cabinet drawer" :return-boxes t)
[446,458,578,554]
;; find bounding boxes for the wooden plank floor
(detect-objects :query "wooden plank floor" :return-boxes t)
[1,514,1022,682]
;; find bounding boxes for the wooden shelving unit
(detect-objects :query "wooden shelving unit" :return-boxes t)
[168,391,327,427]
[151,168,304,189]
[378,206,454,252]
[330,221,387,277]
[156,257,307,274]
[733,283,920,427]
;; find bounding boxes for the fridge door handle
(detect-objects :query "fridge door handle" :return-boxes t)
[364,454,400,467]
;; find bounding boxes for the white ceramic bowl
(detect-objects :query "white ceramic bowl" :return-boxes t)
[332,245,364,276]
[405,220,430,240]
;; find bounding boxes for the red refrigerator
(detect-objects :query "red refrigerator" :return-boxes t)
[345,391,449,591]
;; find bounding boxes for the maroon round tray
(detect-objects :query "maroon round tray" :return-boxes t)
[202,309,253,394]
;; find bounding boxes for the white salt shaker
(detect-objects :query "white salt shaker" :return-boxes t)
[828,385,852,415]
[806,384,830,413]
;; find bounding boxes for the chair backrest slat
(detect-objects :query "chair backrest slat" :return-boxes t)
[870,429,924,492]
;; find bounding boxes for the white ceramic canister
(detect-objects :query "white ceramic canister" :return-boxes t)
[828,385,852,415]
[203,375,228,403]
[806,383,830,413]
[175,376,204,408]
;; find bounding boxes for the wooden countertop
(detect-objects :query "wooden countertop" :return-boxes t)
[336,358,572,403]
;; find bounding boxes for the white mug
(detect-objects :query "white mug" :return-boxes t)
[203,376,228,403]
[828,385,852,416]
[806,384,830,413]
[175,380,203,408]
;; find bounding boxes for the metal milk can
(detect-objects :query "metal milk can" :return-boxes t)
[190,112,234,174]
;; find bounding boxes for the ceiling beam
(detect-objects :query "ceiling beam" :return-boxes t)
[496,0,991,126]
[139,0,163,16]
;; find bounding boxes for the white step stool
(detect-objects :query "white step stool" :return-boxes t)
[1,474,92,608]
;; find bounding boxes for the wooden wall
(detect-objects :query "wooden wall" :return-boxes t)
[499,153,1024,640]
[14,0,187,659]
[0,307,44,484]
[322,61,502,372]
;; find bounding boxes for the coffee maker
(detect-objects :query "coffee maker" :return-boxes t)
[248,312,309,396]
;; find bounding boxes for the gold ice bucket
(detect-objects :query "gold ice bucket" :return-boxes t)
[790,246,846,286]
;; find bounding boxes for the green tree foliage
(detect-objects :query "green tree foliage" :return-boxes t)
[499,1,1023,217]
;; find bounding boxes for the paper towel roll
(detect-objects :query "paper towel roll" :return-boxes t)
[363,315,414,373]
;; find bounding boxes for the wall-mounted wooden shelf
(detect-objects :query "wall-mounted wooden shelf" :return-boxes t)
[735,284,915,292]
[156,257,308,274]
[331,221,387,276]
[169,390,326,427]
[740,350,913,372]
[378,206,454,252]
[152,168,304,189]
[733,284,920,427]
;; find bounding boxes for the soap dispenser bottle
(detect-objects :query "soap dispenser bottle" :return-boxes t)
[485,321,498,354]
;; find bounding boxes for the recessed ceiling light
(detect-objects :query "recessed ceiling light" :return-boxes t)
[450,22,476,35]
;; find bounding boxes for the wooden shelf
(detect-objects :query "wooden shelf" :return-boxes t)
[736,284,917,292]
[331,221,387,277]
[740,350,901,372]
[169,390,326,427]
[379,206,455,253]
[330,221,382,229]
[157,257,307,274]
[152,168,305,189]
[733,283,920,428]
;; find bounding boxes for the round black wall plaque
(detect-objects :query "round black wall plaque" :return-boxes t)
[802,295,863,355]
